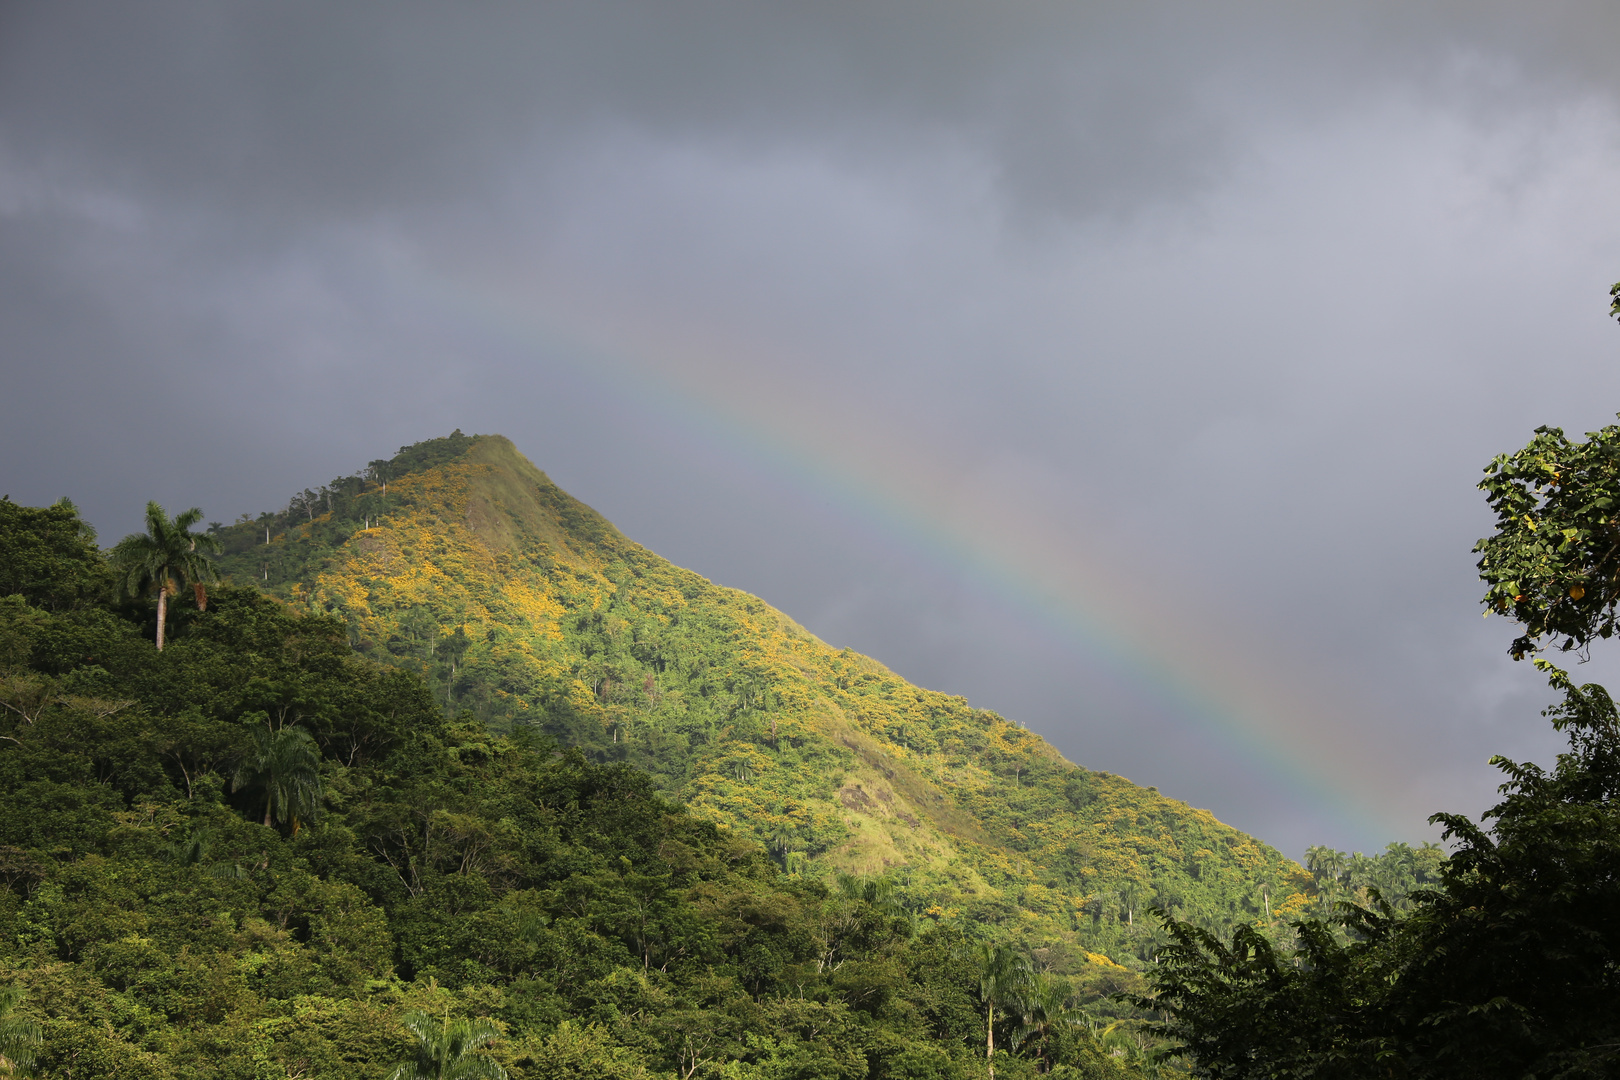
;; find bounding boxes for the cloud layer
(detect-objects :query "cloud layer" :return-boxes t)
[6,1,1620,854]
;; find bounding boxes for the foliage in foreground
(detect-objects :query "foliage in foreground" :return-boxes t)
[1141,661,1620,1078]
[1141,389,1620,1078]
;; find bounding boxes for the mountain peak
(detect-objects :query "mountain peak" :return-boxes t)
[211,435,1306,963]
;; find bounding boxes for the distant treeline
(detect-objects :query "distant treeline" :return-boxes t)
[208,429,479,582]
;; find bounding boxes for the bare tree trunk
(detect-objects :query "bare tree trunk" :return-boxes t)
[987,1003,995,1080]
[156,584,168,650]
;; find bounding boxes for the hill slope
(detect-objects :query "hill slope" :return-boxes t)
[2,502,1160,1078]
[213,433,1308,970]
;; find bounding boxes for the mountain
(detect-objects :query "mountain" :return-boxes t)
[4,500,1161,1077]
[211,432,1308,971]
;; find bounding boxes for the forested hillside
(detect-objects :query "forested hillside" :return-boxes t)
[208,434,1309,971]
[0,497,1156,1078]
[0,441,1458,1078]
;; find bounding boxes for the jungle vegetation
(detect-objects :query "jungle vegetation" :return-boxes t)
[1135,287,1620,1079]
[0,434,1451,1078]
[0,497,1159,1078]
[203,431,1321,976]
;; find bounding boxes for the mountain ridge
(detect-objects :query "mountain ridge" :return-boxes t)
[211,432,1309,970]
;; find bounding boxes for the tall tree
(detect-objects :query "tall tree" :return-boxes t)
[1011,973,1083,1073]
[1304,845,1348,905]
[232,724,322,831]
[385,1011,506,1080]
[110,501,221,650]
[0,985,39,1078]
[977,943,1032,1080]
[1118,880,1149,927]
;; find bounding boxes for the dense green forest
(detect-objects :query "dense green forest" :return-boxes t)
[198,432,1319,978]
[0,433,1473,1078]
[0,497,1164,1078]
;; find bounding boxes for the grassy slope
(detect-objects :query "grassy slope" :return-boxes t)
[212,434,1310,974]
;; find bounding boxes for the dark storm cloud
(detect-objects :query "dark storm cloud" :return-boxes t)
[5,1,1620,855]
[14,2,1617,221]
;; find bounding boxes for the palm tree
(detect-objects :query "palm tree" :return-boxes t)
[977,943,1033,1080]
[0,985,40,1078]
[1305,845,1349,908]
[166,827,248,879]
[110,501,222,650]
[386,1010,506,1080]
[1346,851,1377,896]
[1011,973,1083,1073]
[1117,880,1151,927]
[233,725,322,831]
[1375,842,1418,904]
[1251,879,1273,922]
[837,873,913,926]
[1094,1019,1163,1076]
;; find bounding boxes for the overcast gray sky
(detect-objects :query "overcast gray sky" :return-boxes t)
[6,1,1620,856]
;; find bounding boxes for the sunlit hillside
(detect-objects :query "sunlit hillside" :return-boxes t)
[212,432,1310,976]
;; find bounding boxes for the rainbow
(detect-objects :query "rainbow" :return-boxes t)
[390,258,1405,847]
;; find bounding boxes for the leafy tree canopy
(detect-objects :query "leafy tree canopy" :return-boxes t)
[110,501,222,650]
[0,497,108,613]
[1142,283,1620,1079]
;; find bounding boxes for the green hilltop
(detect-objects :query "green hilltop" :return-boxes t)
[212,432,1311,967]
